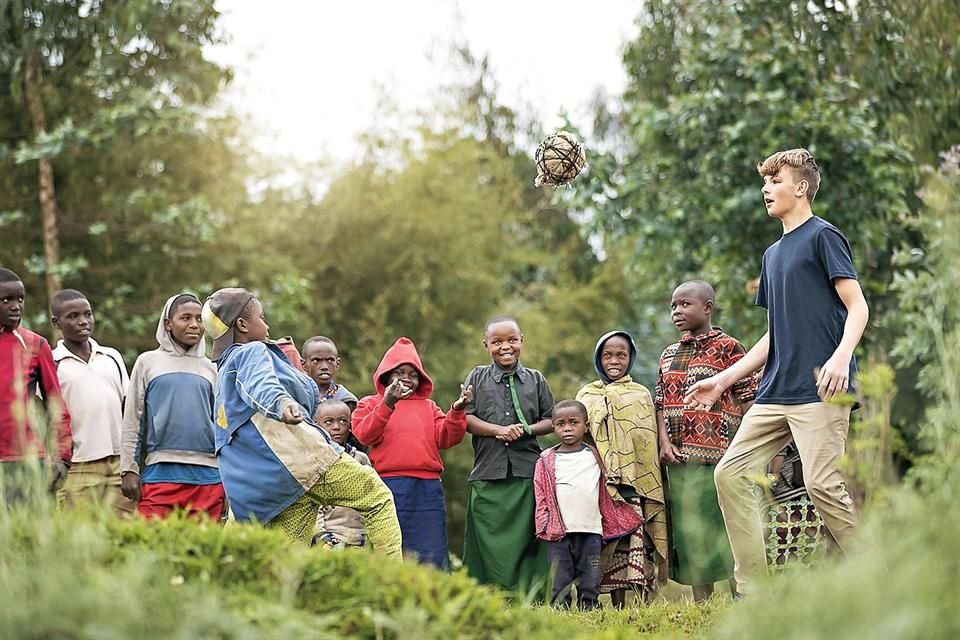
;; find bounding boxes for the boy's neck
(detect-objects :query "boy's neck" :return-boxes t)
[63,337,93,362]
[557,440,585,453]
[687,322,712,337]
[780,207,814,234]
[316,380,335,394]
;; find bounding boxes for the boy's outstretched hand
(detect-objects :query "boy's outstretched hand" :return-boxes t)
[384,379,414,408]
[452,384,474,411]
[281,403,304,424]
[684,375,724,411]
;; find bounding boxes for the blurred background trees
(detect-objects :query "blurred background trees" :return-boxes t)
[2,0,958,552]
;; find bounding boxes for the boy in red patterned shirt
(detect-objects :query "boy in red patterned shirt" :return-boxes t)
[655,280,757,601]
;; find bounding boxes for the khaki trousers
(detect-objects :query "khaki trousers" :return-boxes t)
[713,402,859,594]
[58,455,137,518]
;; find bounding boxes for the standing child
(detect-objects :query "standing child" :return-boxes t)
[352,337,472,568]
[656,280,757,601]
[462,316,554,594]
[313,400,370,549]
[120,293,224,520]
[576,330,668,606]
[686,149,869,596]
[534,400,642,609]
[51,289,136,516]
[0,268,72,502]
[302,336,359,410]
[202,288,401,557]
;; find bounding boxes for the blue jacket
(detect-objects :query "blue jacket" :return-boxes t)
[214,341,343,523]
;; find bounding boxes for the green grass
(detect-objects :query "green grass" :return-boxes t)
[0,498,727,639]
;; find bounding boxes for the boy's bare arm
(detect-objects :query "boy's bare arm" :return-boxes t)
[466,414,506,437]
[817,277,869,400]
[685,332,769,409]
[656,409,682,464]
[528,418,553,436]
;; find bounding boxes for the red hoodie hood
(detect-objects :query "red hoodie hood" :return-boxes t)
[373,337,433,398]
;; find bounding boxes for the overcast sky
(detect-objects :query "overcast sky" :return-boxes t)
[208,1,639,166]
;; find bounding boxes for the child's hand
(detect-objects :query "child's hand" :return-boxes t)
[495,424,525,442]
[659,436,683,465]
[281,403,304,424]
[384,379,414,408]
[452,384,474,411]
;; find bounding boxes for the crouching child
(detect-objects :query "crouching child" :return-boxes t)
[201,288,401,558]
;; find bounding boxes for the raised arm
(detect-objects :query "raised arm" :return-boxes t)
[685,332,769,410]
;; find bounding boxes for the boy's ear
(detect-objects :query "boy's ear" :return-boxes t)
[795,179,809,198]
[163,317,172,332]
[704,299,714,314]
[50,315,60,328]
[235,316,248,335]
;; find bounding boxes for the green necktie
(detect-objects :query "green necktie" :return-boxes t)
[506,372,532,435]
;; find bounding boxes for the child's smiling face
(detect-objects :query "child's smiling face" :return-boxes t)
[165,301,204,349]
[386,363,420,394]
[599,335,631,381]
[53,298,95,344]
[484,320,523,369]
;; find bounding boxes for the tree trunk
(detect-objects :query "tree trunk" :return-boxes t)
[24,53,62,331]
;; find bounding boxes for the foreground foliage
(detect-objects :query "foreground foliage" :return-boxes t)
[0,502,723,640]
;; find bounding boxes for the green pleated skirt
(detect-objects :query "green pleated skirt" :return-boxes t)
[462,478,549,597]
[667,462,734,585]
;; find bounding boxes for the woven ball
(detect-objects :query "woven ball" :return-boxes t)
[534,130,586,188]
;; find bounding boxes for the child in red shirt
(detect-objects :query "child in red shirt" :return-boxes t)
[0,267,72,501]
[352,337,472,568]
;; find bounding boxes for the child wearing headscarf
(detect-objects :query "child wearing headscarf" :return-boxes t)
[576,330,667,606]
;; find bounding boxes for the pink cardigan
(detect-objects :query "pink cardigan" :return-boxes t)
[533,444,643,542]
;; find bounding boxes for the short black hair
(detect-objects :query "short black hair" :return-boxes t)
[316,399,351,417]
[51,289,88,317]
[675,279,716,304]
[302,335,338,358]
[0,267,22,283]
[484,315,520,333]
[552,399,588,422]
[168,293,201,319]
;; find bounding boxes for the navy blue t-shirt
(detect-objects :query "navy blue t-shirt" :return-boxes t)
[755,216,858,404]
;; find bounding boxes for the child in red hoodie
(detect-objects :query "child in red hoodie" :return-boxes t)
[352,337,473,569]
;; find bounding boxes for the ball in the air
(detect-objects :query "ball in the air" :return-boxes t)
[534,131,587,188]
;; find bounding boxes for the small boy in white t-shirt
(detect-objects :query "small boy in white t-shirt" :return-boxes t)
[533,400,642,609]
